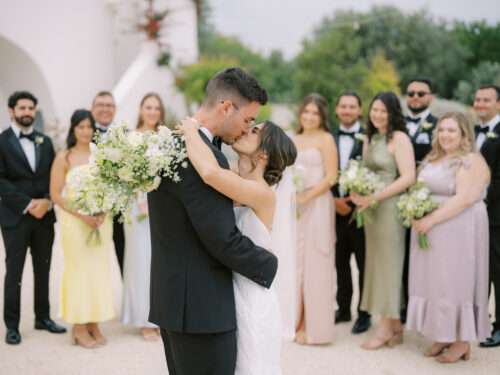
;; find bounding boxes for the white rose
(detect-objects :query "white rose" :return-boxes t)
[127,131,144,148]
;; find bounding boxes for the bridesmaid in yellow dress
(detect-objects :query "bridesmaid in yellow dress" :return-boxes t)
[50,109,115,348]
[293,93,338,344]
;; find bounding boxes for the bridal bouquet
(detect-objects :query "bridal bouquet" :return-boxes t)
[92,123,188,195]
[65,165,129,246]
[397,180,439,249]
[338,160,383,227]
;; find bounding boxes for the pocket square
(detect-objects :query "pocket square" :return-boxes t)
[415,133,430,144]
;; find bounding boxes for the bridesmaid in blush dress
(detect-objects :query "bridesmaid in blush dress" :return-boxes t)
[122,93,165,341]
[407,113,491,363]
[293,93,338,345]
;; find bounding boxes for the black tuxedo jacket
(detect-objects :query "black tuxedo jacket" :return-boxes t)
[0,127,55,228]
[331,127,364,199]
[147,131,278,333]
[407,113,438,164]
[479,121,500,226]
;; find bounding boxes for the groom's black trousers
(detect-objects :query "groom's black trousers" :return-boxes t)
[161,329,236,375]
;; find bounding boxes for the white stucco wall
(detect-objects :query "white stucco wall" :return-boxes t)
[0,0,198,137]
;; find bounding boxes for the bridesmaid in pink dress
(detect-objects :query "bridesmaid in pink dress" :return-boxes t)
[293,93,338,344]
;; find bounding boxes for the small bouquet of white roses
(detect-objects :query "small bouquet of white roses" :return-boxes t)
[65,165,130,246]
[397,180,439,250]
[92,123,188,196]
[338,160,383,228]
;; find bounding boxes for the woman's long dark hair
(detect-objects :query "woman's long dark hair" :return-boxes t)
[296,93,330,134]
[366,92,406,142]
[66,109,96,149]
[259,121,297,186]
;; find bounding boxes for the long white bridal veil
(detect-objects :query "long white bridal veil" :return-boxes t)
[272,167,297,341]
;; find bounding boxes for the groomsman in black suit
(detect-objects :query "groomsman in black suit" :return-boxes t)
[474,85,500,348]
[331,92,371,334]
[91,91,125,275]
[400,78,438,323]
[0,91,66,345]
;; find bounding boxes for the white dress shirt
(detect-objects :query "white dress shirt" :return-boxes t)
[476,114,500,150]
[406,109,431,138]
[200,127,214,143]
[338,122,361,171]
[11,123,36,171]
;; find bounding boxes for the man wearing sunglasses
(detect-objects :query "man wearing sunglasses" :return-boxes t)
[400,77,438,325]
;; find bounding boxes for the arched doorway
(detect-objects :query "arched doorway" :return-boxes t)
[0,35,56,132]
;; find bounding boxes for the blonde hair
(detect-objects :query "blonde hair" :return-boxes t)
[136,92,166,131]
[426,112,476,163]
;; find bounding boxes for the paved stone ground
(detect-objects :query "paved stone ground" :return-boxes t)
[0,226,499,375]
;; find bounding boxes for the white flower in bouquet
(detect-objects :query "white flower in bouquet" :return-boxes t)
[90,123,188,214]
[66,165,129,246]
[292,165,306,193]
[338,160,383,227]
[397,180,439,249]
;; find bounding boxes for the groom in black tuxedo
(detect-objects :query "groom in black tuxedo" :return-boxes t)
[473,85,500,348]
[148,68,278,375]
[0,91,66,345]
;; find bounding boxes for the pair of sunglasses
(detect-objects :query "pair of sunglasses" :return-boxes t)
[407,91,430,98]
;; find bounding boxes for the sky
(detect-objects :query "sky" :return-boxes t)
[208,0,500,59]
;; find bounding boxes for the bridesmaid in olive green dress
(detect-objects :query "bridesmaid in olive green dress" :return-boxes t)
[351,92,416,350]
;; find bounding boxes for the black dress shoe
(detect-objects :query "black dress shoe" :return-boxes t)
[351,315,371,334]
[335,310,351,323]
[5,328,21,345]
[35,319,67,334]
[480,330,500,348]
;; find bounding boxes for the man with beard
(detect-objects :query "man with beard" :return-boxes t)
[331,92,371,334]
[91,91,125,275]
[474,85,500,348]
[400,77,438,324]
[0,91,66,345]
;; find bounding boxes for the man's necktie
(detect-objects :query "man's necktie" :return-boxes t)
[338,129,355,138]
[405,116,421,124]
[475,125,489,136]
[19,132,36,142]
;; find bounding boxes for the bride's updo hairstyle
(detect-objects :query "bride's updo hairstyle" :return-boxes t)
[258,121,297,186]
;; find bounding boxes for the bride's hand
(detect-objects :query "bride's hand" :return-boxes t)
[176,117,200,135]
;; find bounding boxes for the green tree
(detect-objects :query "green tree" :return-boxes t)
[454,61,500,104]
[452,21,500,69]
[311,6,471,98]
[360,50,400,102]
[294,23,369,121]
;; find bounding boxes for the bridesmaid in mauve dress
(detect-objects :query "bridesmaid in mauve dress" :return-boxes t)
[350,92,416,350]
[293,94,338,345]
[407,112,491,363]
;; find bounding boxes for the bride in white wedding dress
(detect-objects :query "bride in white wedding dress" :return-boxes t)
[179,118,297,375]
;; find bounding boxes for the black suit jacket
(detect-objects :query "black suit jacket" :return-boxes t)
[331,127,364,199]
[407,113,438,164]
[0,127,56,228]
[479,121,500,226]
[147,131,278,333]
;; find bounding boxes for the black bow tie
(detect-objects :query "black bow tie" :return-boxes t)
[475,125,489,135]
[405,116,421,124]
[19,132,36,142]
[338,129,356,138]
[96,127,107,134]
[212,136,222,150]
